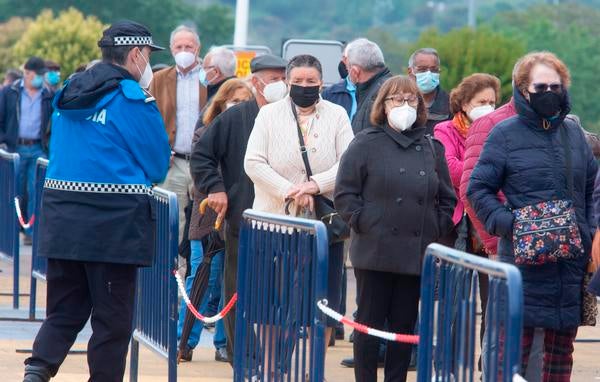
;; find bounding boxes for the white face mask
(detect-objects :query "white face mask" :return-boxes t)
[135,50,153,89]
[174,51,196,69]
[467,104,495,121]
[387,105,417,132]
[261,80,287,103]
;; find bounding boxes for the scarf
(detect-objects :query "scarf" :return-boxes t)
[453,112,471,139]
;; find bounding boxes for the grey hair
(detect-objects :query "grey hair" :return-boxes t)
[345,38,385,71]
[408,48,440,68]
[206,47,237,77]
[169,25,200,48]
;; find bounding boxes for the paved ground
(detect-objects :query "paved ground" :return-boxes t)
[1,242,599,381]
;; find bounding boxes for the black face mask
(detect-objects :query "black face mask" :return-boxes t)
[290,84,320,108]
[338,60,348,79]
[528,90,564,119]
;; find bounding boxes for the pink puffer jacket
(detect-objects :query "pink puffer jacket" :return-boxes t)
[459,99,516,257]
[434,120,465,226]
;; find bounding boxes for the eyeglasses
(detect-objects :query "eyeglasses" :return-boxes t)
[385,95,419,107]
[532,83,562,94]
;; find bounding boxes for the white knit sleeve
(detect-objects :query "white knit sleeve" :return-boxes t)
[244,108,294,200]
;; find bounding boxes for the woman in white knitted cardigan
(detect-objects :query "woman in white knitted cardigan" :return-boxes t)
[244,54,354,361]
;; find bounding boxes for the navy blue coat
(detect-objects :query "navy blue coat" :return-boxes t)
[322,80,353,118]
[0,81,54,153]
[467,88,597,330]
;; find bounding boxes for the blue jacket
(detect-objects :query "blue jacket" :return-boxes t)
[322,80,353,118]
[0,81,54,152]
[39,63,171,266]
[47,80,169,185]
[468,88,598,330]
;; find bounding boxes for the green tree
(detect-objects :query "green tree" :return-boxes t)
[0,0,235,64]
[410,27,526,102]
[13,8,106,80]
[0,17,31,79]
[489,4,600,132]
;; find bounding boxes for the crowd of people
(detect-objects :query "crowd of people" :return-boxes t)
[2,18,600,382]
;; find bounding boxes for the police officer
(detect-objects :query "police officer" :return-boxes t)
[23,21,171,382]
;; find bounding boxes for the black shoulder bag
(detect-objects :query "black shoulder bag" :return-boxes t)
[288,100,350,244]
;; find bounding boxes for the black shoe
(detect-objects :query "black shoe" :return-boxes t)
[340,357,355,368]
[340,357,384,368]
[215,347,229,362]
[23,365,51,382]
[335,326,345,340]
[178,345,193,362]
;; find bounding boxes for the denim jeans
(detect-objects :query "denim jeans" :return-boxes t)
[177,240,226,349]
[16,143,45,235]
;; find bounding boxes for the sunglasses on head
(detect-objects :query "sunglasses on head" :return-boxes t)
[532,83,563,94]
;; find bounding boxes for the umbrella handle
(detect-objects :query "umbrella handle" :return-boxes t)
[199,199,223,230]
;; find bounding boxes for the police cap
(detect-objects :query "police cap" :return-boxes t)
[98,20,164,51]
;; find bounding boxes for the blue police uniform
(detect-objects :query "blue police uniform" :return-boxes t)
[24,21,169,382]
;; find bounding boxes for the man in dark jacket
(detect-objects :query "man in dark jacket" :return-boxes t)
[0,56,54,243]
[407,48,451,134]
[190,53,287,364]
[322,52,356,120]
[345,38,392,134]
[22,21,170,382]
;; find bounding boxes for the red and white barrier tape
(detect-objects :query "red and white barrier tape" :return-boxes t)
[173,270,237,324]
[317,299,419,344]
[14,197,35,229]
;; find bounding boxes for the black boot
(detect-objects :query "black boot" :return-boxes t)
[23,365,51,382]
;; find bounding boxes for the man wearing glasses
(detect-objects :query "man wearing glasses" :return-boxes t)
[408,48,452,134]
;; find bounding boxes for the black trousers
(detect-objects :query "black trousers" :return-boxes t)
[25,258,137,381]
[354,269,420,382]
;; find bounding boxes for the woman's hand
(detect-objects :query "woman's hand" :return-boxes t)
[286,180,320,200]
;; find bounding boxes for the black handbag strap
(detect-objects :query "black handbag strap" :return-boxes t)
[559,123,574,198]
[290,99,313,179]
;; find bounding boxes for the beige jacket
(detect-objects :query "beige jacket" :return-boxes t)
[244,96,354,215]
[149,66,207,146]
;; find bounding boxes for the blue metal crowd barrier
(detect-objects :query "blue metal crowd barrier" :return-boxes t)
[28,158,48,320]
[130,187,179,382]
[233,210,329,382]
[418,243,524,382]
[0,148,20,309]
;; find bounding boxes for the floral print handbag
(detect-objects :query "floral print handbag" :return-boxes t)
[512,199,584,265]
[511,125,585,265]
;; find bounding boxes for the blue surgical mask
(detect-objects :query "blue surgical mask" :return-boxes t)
[45,71,61,86]
[199,67,214,87]
[31,74,44,89]
[415,71,440,94]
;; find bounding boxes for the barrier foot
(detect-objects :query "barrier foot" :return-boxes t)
[0,317,43,322]
[15,349,86,355]
[0,293,30,296]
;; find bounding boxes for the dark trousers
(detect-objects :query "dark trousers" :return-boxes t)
[521,327,578,382]
[25,259,137,381]
[223,224,240,365]
[354,269,420,382]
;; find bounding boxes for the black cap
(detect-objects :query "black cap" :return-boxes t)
[24,57,47,74]
[250,54,287,73]
[98,20,164,51]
